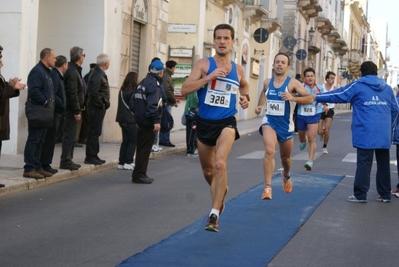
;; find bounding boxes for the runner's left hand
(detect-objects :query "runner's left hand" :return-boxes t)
[239,95,249,109]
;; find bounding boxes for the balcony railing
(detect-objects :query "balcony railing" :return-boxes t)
[216,0,245,7]
[245,0,261,5]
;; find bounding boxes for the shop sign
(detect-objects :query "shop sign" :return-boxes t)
[134,0,148,24]
[172,64,192,96]
[168,24,197,33]
[170,48,193,58]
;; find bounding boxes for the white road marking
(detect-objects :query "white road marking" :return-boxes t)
[238,152,397,166]
[342,153,356,163]
[292,152,322,161]
[342,152,397,165]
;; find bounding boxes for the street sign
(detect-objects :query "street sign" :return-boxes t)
[283,36,297,50]
[296,49,307,61]
[253,28,269,43]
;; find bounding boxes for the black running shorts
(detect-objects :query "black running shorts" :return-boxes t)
[320,108,335,120]
[196,116,240,146]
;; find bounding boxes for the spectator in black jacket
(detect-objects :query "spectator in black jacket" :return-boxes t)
[84,54,110,165]
[78,63,96,145]
[116,71,138,170]
[0,45,26,187]
[132,60,164,184]
[41,55,68,174]
[59,46,85,171]
[23,48,56,179]
[159,60,179,147]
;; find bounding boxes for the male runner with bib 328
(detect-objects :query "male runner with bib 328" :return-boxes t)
[181,23,249,232]
[255,53,313,200]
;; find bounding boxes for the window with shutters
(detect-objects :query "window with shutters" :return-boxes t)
[130,21,142,73]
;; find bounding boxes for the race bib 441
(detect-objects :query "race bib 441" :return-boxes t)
[266,100,285,116]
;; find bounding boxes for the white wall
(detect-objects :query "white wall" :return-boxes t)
[36,0,124,143]
[37,0,105,76]
[0,0,37,154]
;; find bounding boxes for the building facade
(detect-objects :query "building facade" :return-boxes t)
[0,0,169,154]
[0,0,391,155]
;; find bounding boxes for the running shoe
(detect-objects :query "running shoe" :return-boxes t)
[347,195,367,203]
[151,145,159,152]
[322,148,328,154]
[376,195,391,203]
[123,163,135,170]
[304,160,313,171]
[391,188,399,198]
[281,171,292,193]
[299,139,308,151]
[205,214,219,232]
[261,185,272,199]
[117,164,125,170]
[219,186,229,215]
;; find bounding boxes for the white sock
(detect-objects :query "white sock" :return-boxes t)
[210,208,219,217]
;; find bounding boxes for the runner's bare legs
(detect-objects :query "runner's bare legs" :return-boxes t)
[261,126,278,186]
[323,117,333,145]
[262,125,293,184]
[307,123,318,161]
[279,138,294,177]
[197,127,235,210]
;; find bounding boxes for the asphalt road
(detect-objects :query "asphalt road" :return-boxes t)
[1,113,398,267]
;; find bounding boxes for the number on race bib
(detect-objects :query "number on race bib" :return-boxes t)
[266,100,285,116]
[300,104,316,116]
[205,89,231,108]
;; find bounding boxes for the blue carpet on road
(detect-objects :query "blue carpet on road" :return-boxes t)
[118,173,344,267]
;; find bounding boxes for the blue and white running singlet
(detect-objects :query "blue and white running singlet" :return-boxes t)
[197,57,240,120]
[260,76,296,140]
[297,83,324,116]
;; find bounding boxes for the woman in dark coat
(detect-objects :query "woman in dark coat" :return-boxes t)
[0,45,26,187]
[115,71,138,170]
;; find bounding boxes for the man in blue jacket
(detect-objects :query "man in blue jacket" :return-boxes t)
[132,60,163,184]
[23,48,56,179]
[392,94,399,198]
[315,61,399,203]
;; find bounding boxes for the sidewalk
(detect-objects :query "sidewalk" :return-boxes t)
[0,108,351,197]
